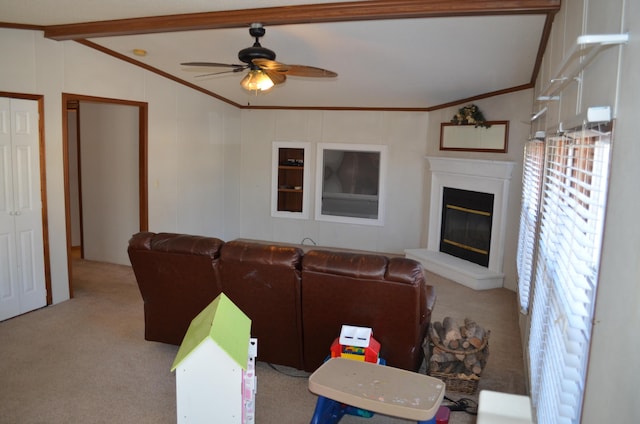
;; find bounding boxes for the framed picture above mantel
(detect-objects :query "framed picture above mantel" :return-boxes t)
[440,121,509,153]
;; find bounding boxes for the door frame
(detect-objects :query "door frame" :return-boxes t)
[0,91,52,305]
[62,93,148,297]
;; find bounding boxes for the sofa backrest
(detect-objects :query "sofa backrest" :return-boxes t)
[219,240,304,370]
[301,249,432,372]
[127,232,224,345]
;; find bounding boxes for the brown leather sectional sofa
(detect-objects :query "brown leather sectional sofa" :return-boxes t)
[127,232,436,372]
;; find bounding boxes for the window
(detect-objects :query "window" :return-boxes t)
[517,123,611,423]
[516,140,545,313]
[315,143,387,226]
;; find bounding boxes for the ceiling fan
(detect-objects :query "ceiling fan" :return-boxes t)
[181,23,338,93]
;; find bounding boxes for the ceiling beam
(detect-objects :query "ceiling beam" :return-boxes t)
[44,0,561,40]
[530,12,556,85]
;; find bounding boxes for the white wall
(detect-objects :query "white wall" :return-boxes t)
[80,102,139,265]
[236,93,531,288]
[527,0,639,422]
[0,28,241,304]
[238,109,429,253]
[583,1,640,422]
[0,27,533,306]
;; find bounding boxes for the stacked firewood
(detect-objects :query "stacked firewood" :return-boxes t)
[425,317,489,378]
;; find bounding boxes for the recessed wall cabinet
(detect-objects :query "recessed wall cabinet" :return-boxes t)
[271,142,311,219]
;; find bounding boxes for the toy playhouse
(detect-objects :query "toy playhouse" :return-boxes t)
[171,293,257,424]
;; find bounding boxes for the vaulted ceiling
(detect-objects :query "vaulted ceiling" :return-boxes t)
[0,0,560,109]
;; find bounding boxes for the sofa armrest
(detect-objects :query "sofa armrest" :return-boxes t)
[150,232,224,257]
[386,257,424,284]
[128,232,224,258]
[387,257,436,325]
[127,232,224,345]
[128,231,153,250]
[425,284,436,316]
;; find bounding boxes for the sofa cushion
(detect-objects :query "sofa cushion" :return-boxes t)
[220,240,304,369]
[301,249,430,372]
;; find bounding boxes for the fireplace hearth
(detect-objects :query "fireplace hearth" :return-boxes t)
[406,157,514,290]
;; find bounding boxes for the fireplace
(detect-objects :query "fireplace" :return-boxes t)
[440,188,494,267]
[405,157,514,290]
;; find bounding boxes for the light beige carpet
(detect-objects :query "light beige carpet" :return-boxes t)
[0,259,525,424]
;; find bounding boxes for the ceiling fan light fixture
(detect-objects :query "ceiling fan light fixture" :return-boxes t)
[183,23,335,93]
[240,69,274,92]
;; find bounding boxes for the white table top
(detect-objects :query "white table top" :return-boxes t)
[308,357,445,421]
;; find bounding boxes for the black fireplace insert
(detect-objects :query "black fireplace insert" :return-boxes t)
[440,187,494,267]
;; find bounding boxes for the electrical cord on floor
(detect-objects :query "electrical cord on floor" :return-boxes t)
[442,396,478,415]
[267,362,311,378]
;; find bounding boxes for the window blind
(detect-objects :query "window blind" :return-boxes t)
[517,140,545,313]
[522,124,611,424]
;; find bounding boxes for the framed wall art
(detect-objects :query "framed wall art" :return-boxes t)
[440,121,509,153]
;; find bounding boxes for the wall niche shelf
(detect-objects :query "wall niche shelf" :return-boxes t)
[271,141,311,219]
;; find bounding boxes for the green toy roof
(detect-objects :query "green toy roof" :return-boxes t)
[171,293,251,371]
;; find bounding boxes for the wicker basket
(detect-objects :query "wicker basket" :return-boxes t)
[428,370,480,394]
[423,327,490,394]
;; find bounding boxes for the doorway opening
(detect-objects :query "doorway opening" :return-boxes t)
[62,93,148,297]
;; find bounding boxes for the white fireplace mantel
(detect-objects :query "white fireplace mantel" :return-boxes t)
[406,156,515,290]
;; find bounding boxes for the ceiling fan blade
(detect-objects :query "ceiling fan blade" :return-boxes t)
[181,62,246,69]
[283,65,338,78]
[253,58,336,78]
[264,70,287,85]
[252,58,291,72]
[195,69,246,78]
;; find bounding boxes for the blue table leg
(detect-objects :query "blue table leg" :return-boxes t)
[309,395,348,424]
[309,395,376,424]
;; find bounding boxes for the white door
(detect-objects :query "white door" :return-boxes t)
[0,97,46,321]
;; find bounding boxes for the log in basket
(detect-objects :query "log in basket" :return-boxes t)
[423,317,490,394]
